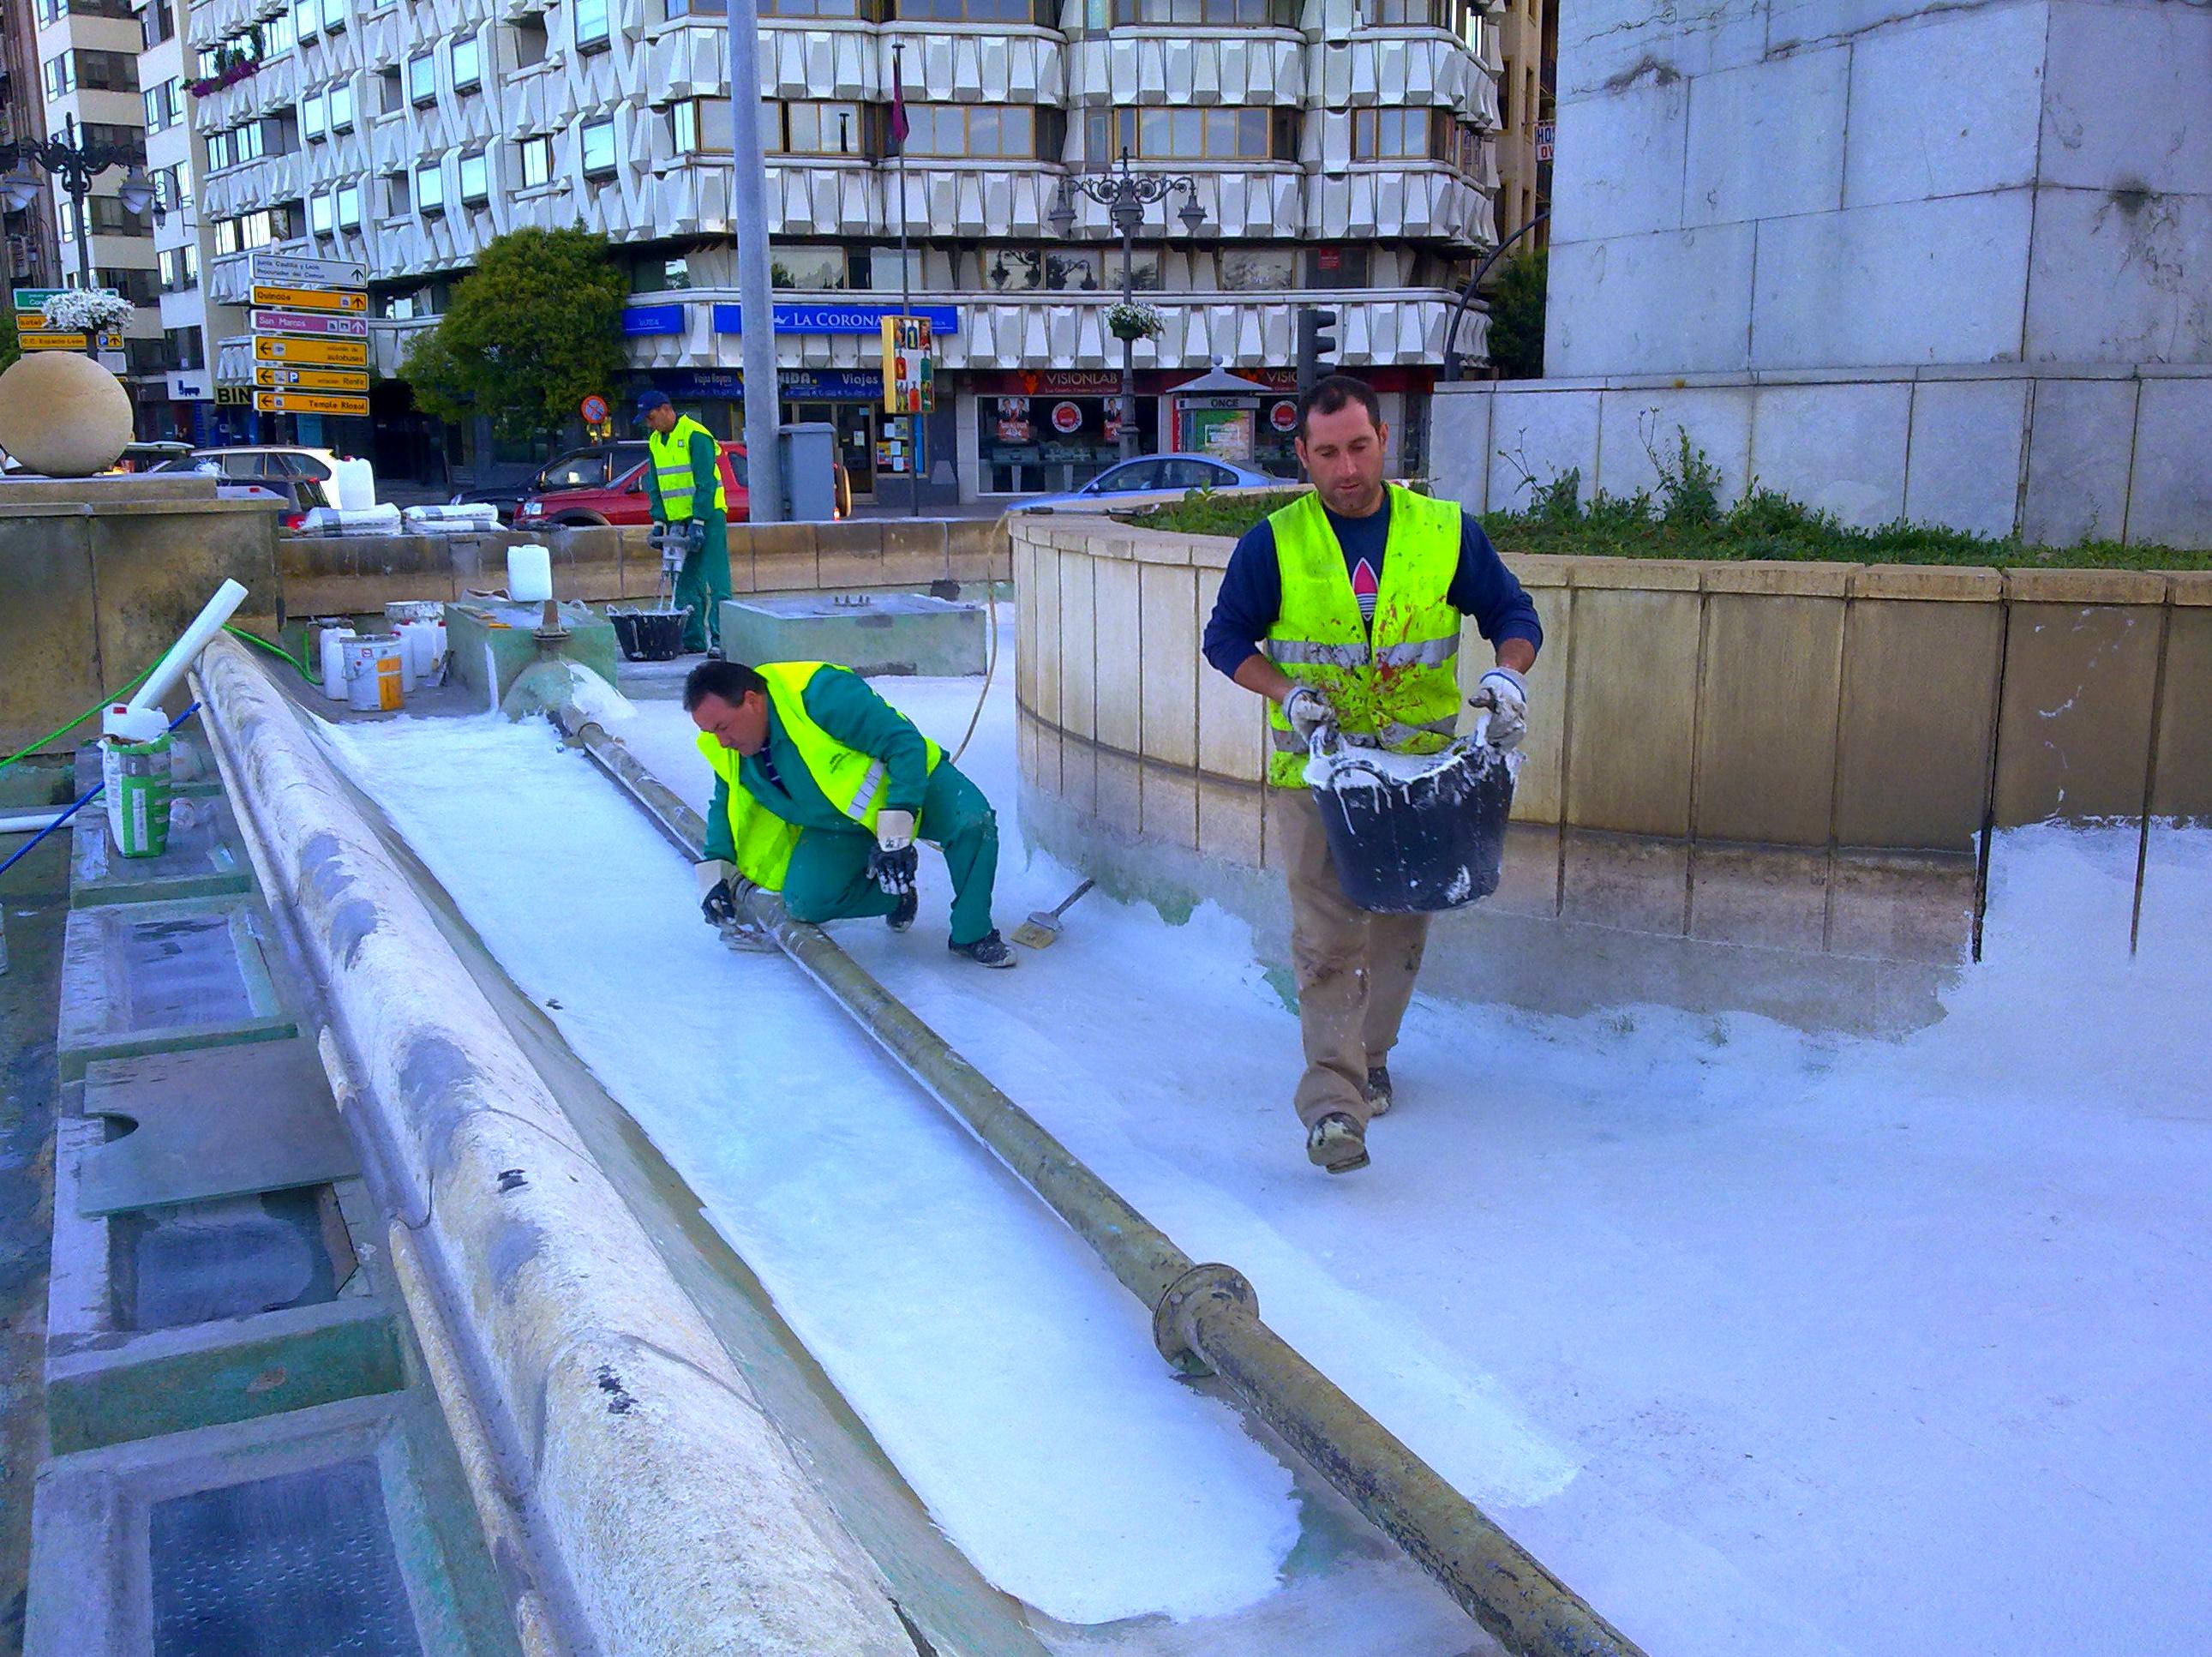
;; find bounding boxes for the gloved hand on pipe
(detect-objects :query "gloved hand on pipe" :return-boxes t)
[1470,667,1528,751]
[1282,686,1337,748]
[686,518,707,555]
[695,858,740,925]
[869,809,919,898]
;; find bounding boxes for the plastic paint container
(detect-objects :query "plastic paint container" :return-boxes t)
[507,545,553,603]
[345,633,405,712]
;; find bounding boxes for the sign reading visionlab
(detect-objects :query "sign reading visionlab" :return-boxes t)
[710,303,961,336]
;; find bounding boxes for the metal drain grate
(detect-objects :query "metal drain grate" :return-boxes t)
[150,1458,424,1657]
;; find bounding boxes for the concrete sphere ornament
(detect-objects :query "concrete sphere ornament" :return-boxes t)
[0,351,135,477]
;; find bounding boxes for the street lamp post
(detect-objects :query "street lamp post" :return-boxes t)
[2,117,149,354]
[1051,152,1206,463]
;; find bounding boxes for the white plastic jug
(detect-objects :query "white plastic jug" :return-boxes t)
[507,544,554,603]
[318,624,357,702]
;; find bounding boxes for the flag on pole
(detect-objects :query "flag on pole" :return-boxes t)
[889,50,908,154]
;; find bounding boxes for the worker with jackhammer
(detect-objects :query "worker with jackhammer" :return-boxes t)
[685,658,1018,968]
[638,390,731,655]
[1203,375,1542,1174]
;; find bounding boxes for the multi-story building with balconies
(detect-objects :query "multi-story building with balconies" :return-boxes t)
[135,0,230,436]
[3,0,63,288]
[183,0,1502,501]
[23,0,165,409]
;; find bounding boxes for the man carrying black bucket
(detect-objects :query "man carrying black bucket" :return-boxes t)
[1202,375,1541,1174]
[638,390,732,656]
[684,658,1018,969]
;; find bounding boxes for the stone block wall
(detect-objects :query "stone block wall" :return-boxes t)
[1010,511,2210,1018]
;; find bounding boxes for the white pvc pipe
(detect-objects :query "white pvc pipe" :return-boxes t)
[122,578,249,728]
[0,812,69,835]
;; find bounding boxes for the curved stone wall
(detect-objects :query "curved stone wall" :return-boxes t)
[1010,508,2212,1027]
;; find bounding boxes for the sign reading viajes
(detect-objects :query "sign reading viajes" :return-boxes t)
[242,252,371,415]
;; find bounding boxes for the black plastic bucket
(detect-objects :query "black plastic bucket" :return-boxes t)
[608,606,692,662]
[1310,742,1515,913]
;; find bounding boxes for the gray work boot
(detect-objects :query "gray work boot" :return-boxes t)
[950,930,1017,969]
[1306,1113,1370,1174]
[1364,1064,1393,1117]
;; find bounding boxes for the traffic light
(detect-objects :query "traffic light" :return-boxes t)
[1296,307,1340,402]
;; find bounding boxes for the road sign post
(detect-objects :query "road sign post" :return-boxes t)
[238,255,370,424]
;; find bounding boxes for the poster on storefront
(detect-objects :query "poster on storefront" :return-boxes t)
[996,398,1033,444]
[1269,399,1298,434]
[882,315,935,414]
[1190,406,1256,463]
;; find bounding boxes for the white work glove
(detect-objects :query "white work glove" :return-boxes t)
[695,858,740,925]
[870,809,918,898]
[875,809,915,853]
[1282,686,1337,747]
[1470,668,1529,751]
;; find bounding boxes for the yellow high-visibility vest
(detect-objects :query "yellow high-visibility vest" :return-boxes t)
[697,662,943,835]
[1262,485,1463,788]
[693,740,802,891]
[648,414,727,519]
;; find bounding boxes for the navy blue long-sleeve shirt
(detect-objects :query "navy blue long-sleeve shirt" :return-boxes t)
[1201,495,1542,681]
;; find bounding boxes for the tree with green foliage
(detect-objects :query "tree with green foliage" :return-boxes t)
[1,309,20,375]
[403,227,629,441]
[1484,250,1546,380]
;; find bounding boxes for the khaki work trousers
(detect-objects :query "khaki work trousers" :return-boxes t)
[1280,788,1433,1129]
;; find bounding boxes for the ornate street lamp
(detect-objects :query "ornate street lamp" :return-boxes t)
[0,116,147,296]
[1051,151,1208,462]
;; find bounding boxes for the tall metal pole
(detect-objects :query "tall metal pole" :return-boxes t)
[728,0,783,520]
[1117,203,1136,463]
[896,42,920,518]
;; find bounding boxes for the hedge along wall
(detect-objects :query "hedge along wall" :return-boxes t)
[1010,510,2212,978]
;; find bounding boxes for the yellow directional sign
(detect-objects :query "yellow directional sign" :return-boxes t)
[254,364,371,392]
[254,335,369,368]
[250,285,367,313]
[254,391,369,416]
[16,328,123,351]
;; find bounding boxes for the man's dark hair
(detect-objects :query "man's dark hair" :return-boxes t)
[682,659,766,711]
[1297,374,1382,438]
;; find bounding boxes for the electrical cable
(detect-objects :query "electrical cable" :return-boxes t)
[947,570,1002,765]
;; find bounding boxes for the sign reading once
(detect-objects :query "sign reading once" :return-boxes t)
[254,335,369,368]
[254,390,370,416]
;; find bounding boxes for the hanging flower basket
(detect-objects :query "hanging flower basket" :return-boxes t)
[1105,300,1166,343]
[41,290,134,335]
[189,49,261,98]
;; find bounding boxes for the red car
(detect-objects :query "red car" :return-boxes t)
[513,440,748,528]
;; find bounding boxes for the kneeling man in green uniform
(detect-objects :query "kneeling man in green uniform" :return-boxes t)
[685,658,1016,969]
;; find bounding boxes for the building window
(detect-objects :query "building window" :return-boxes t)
[321,0,346,32]
[982,246,1100,292]
[81,123,146,165]
[574,0,610,51]
[770,245,845,290]
[899,0,1043,18]
[165,326,205,370]
[294,0,316,38]
[671,99,734,154]
[159,165,191,213]
[452,35,482,91]
[1219,247,1294,290]
[580,117,616,176]
[207,129,233,171]
[337,183,361,229]
[329,81,356,130]
[1368,0,1466,23]
[665,0,725,15]
[1089,105,1292,163]
[900,104,1042,161]
[417,161,446,214]
[41,54,74,98]
[510,15,548,66]
[519,134,554,187]
[141,0,176,51]
[762,0,872,15]
[768,100,870,157]
[303,91,327,140]
[265,9,294,51]
[1103,0,1292,21]
[459,151,489,202]
[309,192,335,235]
[850,245,918,291]
[407,51,437,105]
[632,255,691,291]
[379,63,405,114]
[1352,106,1448,162]
[1305,245,1371,287]
[159,243,200,291]
[385,171,411,215]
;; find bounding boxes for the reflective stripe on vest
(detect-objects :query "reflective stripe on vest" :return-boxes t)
[753,661,942,832]
[648,415,728,520]
[1261,484,1464,789]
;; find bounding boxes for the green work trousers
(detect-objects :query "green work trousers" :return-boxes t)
[669,507,731,653]
[776,760,1000,947]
